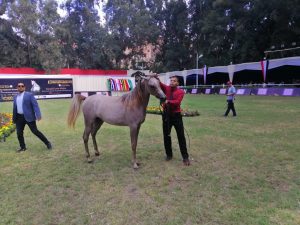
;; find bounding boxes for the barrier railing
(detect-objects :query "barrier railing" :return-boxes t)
[180,83,300,89]
[180,84,300,97]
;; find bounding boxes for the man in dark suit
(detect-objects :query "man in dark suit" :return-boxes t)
[13,82,52,152]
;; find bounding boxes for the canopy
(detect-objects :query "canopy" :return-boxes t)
[159,56,300,85]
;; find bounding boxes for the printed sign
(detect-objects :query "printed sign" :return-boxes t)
[191,89,197,94]
[205,89,211,94]
[257,88,267,95]
[0,78,73,102]
[282,89,294,96]
[219,88,226,94]
[236,89,245,95]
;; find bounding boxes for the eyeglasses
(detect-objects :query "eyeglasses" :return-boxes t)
[18,85,25,87]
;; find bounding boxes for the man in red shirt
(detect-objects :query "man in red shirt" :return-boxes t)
[160,76,190,166]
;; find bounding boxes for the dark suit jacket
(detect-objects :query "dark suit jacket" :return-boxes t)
[13,91,42,123]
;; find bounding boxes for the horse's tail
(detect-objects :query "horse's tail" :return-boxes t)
[67,94,86,128]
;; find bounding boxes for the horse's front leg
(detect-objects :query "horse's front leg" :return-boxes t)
[130,124,141,169]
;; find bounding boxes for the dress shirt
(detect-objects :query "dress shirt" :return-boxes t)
[16,92,24,114]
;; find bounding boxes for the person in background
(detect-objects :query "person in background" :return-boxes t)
[224,81,237,117]
[159,76,190,166]
[13,82,52,152]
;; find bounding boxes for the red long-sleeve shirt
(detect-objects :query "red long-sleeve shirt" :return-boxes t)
[160,82,184,113]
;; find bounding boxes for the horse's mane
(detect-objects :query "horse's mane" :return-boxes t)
[121,80,144,108]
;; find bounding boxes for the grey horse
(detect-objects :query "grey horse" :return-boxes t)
[67,72,166,169]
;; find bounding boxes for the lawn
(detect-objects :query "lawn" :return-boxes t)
[0,95,300,225]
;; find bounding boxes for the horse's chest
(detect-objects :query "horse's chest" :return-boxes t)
[126,110,145,123]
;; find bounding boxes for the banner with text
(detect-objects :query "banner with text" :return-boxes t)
[0,78,73,102]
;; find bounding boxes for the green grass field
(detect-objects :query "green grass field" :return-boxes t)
[0,95,300,225]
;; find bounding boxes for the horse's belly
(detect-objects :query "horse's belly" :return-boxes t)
[100,110,144,126]
[106,120,127,126]
[99,110,128,126]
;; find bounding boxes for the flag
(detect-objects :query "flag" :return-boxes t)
[202,65,208,84]
[260,60,269,82]
[110,78,116,91]
[123,79,130,91]
[128,79,133,90]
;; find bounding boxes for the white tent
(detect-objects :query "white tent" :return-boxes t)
[159,56,300,85]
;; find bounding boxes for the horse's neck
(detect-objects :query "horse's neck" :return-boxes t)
[135,82,150,109]
[141,92,150,108]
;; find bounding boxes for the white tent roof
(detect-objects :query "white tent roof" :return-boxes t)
[159,56,300,84]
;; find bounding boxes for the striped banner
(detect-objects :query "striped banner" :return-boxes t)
[107,78,133,91]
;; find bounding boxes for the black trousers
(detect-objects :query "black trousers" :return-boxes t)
[162,112,189,160]
[15,114,49,149]
[224,100,237,116]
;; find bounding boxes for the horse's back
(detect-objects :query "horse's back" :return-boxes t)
[82,94,118,111]
[82,95,127,125]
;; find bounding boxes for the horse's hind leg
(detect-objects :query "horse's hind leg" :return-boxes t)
[130,124,141,169]
[91,118,103,157]
[83,124,93,163]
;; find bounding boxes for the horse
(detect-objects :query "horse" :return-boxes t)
[30,80,41,93]
[67,72,166,169]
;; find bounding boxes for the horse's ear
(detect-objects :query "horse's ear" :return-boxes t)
[131,71,146,78]
[131,71,146,83]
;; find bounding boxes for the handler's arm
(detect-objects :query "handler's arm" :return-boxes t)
[167,91,184,107]
[159,81,167,93]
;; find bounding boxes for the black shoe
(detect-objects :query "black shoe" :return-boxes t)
[16,148,26,153]
[165,156,173,161]
[46,142,52,150]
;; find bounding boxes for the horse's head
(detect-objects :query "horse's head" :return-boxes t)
[131,71,166,102]
[144,75,166,102]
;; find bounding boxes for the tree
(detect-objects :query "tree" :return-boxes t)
[189,0,300,66]
[105,0,161,69]
[5,0,65,71]
[0,0,299,70]
[154,0,190,72]
[6,0,40,67]
[36,0,65,72]
[0,16,27,67]
[60,0,111,69]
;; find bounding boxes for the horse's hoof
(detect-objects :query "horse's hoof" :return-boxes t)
[133,163,139,169]
[87,158,93,163]
[95,152,100,156]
